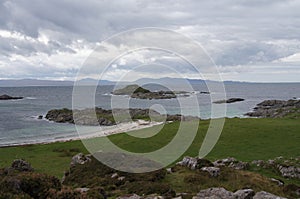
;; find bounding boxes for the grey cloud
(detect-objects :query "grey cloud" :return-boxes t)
[0,0,300,81]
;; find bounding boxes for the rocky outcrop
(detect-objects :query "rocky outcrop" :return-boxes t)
[10,159,34,172]
[70,153,91,167]
[45,107,198,126]
[193,187,235,199]
[177,156,213,170]
[245,99,300,118]
[213,157,249,170]
[213,98,245,104]
[113,84,189,100]
[200,167,220,177]
[253,191,287,199]
[0,94,23,100]
[234,189,255,199]
[251,157,300,180]
[193,188,285,199]
[277,165,300,179]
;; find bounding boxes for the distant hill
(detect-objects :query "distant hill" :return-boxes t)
[0,77,258,87]
[0,78,115,87]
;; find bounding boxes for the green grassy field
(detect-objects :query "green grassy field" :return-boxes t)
[0,118,299,178]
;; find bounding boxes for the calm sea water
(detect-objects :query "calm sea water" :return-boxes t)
[0,83,299,147]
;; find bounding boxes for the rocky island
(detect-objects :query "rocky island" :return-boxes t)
[112,84,189,100]
[0,94,23,100]
[213,98,245,104]
[45,107,196,126]
[245,99,300,118]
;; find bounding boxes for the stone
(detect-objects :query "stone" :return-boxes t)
[213,157,237,167]
[228,161,250,170]
[251,160,265,167]
[111,173,118,178]
[10,159,34,172]
[200,167,220,177]
[117,194,141,199]
[270,178,284,186]
[277,165,300,179]
[70,153,91,167]
[213,98,244,104]
[118,176,125,181]
[193,187,234,199]
[0,94,23,100]
[38,115,43,119]
[75,187,90,193]
[177,156,213,170]
[245,99,300,118]
[166,168,173,173]
[234,189,255,199]
[253,191,287,199]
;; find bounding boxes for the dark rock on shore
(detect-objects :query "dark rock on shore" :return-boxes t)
[45,107,198,126]
[0,94,23,100]
[245,99,300,118]
[112,84,189,100]
[213,98,245,104]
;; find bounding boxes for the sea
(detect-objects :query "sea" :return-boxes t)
[0,83,299,147]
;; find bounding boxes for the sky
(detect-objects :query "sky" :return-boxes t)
[0,0,300,82]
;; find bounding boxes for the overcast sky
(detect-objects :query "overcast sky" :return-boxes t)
[0,0,300,82]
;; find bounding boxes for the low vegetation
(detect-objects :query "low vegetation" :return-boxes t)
[0,117,299,198]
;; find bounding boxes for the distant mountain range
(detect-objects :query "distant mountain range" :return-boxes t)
[0,77,261,87]
[0,78,115,87]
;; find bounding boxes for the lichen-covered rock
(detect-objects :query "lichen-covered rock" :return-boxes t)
[228,161,250,170]
[253,191,287,199]
[117,194,141,199]
[10,159,34,172]
[213,157,237,167]
[277,165,300,179]
[233,189,255,199]
[177,156,213,170]
[200,167,220,177]
[70,153,91,167]
[193,187,234,199]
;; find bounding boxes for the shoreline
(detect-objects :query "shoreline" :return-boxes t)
[0,120,164,148]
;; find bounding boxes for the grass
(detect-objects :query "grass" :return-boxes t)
[0,118,299,179]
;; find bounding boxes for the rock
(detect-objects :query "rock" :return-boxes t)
[113,84,178,100]
[111,173,118,178]
[38,115,43,119]
[228,161,250,170]
[74,187,90,193]
[118,176,125,181]
[117,194,142,199]
[177,156,213,170]
[253,191,287,199]
[277,165,300,179]
[213,157,237,167]
[234,189,255,199]
[200,167,220,177]
[70,153,91,167]
[0,94,23,100]
[213,98,244,104]
[270,178,284,186]
[166,168,173,173]
[10,159,34,172]
[251,160,265,167]
[200,91,210,94]
[46,107,197,126]
[245,99,300,118]
[193,187,234,199]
